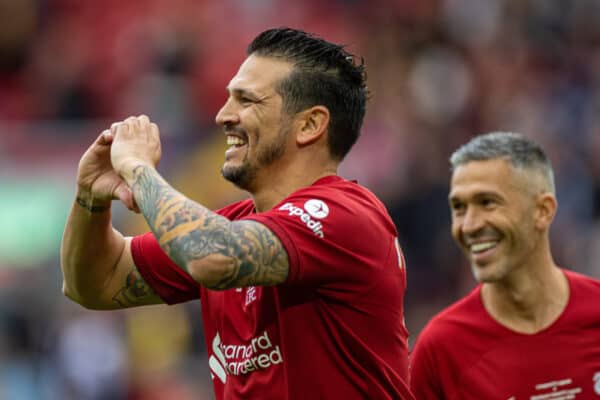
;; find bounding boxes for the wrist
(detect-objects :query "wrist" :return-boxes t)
[117,160,153,185]
[75,189,111,213]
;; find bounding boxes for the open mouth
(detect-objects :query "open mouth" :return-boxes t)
[225,134,248,160]
[226,135,247,148]
[467,240,500,264]
[470,241,498,254]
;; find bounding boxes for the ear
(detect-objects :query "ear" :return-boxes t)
[295,106,330,146]
[534,192,557,230]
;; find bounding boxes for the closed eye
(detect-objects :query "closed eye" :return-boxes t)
[227,87,259,106]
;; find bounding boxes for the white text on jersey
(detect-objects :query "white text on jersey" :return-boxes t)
[279,202,325,238]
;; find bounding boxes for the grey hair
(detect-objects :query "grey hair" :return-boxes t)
[450,132,556,194]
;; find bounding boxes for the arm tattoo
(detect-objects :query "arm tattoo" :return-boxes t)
[130,165,289,289]
[76,196,110,213]
[112,267,155,307]
[212,220,289,290]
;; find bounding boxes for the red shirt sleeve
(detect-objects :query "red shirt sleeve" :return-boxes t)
[130,200,255,305]
[244,182,401,289]
[131,232,200,305]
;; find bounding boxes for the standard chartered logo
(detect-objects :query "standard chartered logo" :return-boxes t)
[209,333,227,383]
[209,330,283,383]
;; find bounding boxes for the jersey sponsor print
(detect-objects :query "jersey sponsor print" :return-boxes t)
[278,199,328,238]
[507,378,581,400]
[209,330,283,383]
[505,375,600,399]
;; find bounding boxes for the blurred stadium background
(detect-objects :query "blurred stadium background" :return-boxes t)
[1,0,600,398]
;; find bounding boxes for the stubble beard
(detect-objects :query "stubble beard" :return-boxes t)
[471,256,512,284]
[221,125,289,192]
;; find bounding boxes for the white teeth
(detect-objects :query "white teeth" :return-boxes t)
[227,136,246,146]
[471,242,497,253]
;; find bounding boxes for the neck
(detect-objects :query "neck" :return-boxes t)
[250,163,338,212]
[481,256,568,334]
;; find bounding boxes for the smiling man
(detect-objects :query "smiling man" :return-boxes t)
[410,132,600,399]
[60,28,414,399]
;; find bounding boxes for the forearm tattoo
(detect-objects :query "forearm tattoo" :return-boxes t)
[76,196,110,213]
[129,165,288,289]
[113,267,155,307]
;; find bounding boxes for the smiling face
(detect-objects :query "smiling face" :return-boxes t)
[215,55,295,191]
[448,159,547,283]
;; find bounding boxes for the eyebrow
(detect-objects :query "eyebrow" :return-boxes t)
[226,87,260,99]
[448,191,501,203]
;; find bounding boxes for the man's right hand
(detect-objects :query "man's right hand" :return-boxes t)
[76,129,139,212]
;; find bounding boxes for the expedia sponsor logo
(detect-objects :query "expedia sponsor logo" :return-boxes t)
[279,201,327,238]
[208,331,283,383]
[303,199,329,219]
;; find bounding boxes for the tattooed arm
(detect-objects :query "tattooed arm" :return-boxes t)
[124,163,289,290]
[109,115,289,290]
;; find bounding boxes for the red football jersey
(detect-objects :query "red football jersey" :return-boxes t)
[410,269,600,400]
[131,176,414,400]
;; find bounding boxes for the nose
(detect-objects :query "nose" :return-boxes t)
[215,97,240,127]
[460,207,485,236]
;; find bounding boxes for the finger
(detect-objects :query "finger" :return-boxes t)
[96,130,113,146]
[150,122,160,143]
[150,122,159,138]
[114,184,136,211]
[150,123,161,165]
[138,115,150,139]
[131,198,141,214]
[110,122,121,136]
[116,122,129,137]
[126,190,141,213]
[125,116,139,133]
[138,114,150,127]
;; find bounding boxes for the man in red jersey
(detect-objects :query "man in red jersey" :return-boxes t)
[410,132,600,399]
[61,28,414,399]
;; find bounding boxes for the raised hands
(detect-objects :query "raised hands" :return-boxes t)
[76,115,161,213]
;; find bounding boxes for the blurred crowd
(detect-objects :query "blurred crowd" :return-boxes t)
[1,0,600,398]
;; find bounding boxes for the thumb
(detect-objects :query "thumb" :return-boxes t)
[97,130,114,146]
[114,183,140,213]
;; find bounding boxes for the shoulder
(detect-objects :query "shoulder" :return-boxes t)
[563,268,600,305]
[416,287,485,346]
[564,268,600,291]
[286,176,395,231]
[562,268,600,320]
[215,198,255,219]
[411,286,489,387]
[303,176,387,207]
[410,291,484,394]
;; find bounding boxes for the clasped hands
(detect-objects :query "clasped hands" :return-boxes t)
[76,114,161,213]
